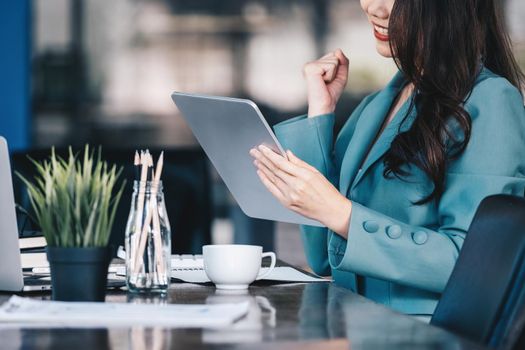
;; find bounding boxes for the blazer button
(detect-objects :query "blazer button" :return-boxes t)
[363,221,379,233]
[386,225,402,239]
[412,231,428,245]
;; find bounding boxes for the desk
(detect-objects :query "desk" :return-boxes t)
[0,282,483,349]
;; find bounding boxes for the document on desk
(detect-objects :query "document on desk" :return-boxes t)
[0,296,249,328]
[170,266,330,284]
[170,256,329,283]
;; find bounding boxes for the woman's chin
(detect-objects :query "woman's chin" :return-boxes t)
[375,41,394,58]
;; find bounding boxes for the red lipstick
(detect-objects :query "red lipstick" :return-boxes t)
[374,29,389,42]
[373,24,389,42]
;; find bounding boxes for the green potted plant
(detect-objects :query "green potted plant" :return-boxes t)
[18,146,125,301]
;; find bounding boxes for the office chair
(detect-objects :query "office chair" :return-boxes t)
[431,194,525,349]
[11,147,212,255]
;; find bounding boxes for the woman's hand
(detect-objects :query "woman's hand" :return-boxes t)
[304,49,349,117]
[249,145,352,238]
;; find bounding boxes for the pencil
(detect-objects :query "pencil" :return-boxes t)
[151,152,165,277]
[132,151,149,275]
[134,151,140,181]
[146,149,153,182]
[133,204,153,274]
[153,152,163,185]
[134,152,166,277]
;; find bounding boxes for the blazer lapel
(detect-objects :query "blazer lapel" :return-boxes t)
[338,72,406,196]
[350,93,417,191]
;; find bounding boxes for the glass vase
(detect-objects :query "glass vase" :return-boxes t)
[125,180,171,293]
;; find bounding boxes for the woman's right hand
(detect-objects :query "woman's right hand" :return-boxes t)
[303,49,349,117]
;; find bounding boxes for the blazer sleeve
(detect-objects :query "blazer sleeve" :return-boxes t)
[329,77,525,293]
[273,114,335,276]
[273,97,374,276]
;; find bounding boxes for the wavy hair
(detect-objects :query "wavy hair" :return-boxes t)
[385,0,524,204]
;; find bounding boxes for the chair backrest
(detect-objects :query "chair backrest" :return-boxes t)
[11,147,212,254]
[431,194,525,349]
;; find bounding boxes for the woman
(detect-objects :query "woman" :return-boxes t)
[250,0,525,316]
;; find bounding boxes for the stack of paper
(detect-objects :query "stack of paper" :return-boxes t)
[19,236,47,250]
[20,252,48,269]
[0,296,249,328]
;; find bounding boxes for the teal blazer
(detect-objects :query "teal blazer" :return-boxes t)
[273,68,525,315]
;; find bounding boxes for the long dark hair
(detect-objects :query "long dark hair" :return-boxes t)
[385,0,524,204]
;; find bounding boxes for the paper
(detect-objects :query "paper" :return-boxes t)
[19,236,47,250]
[20,252,49,269]
[0,296,249,328]
[258,266,329,282]
[115,266,327,284]
[170,266,329,284]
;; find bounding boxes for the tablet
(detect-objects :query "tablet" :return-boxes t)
[171,92,322,227]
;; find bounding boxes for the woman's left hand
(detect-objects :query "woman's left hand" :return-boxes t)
[249,145,352,238]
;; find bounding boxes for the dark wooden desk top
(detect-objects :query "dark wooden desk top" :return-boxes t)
[0,282,483,349]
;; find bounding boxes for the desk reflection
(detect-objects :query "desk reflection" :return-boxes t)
[18,329,111,349]
[299,283,472,349]
[126,294,171,350]
[202,290,276,344]
[0,283,478,349]
[298,283,347,340]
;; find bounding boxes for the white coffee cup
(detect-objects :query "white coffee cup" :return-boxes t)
[202,245,276,290]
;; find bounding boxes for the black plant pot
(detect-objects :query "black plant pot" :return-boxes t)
[46,247,111,302]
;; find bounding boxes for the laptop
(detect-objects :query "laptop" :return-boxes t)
[171,92,323,227]
[0,137,52,291]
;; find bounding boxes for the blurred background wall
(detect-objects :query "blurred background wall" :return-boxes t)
[2,0,525,267]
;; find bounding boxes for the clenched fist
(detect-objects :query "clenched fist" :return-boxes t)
[303,49,349,117]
